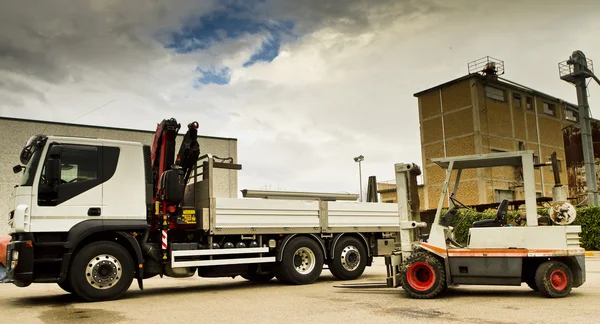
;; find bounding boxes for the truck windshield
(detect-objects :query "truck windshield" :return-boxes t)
[18,135,47,186]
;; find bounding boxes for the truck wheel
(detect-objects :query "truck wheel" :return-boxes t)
[400,251,446,299]
[535,260,573,298]
[69,241,134,302]
[328,236,367,280]
[275,236,324,285]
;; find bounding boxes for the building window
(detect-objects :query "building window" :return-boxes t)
[543,102,556,116]
[565,109,578,122]
[495,189,515,203]
[512,93,522,108]
[526,96,533,110]
[485,86,505,102]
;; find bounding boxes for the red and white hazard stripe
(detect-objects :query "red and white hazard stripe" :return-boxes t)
[161,230,168,250]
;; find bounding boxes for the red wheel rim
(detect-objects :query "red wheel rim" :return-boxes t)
[406,261,436,291]
[550,269,567,291]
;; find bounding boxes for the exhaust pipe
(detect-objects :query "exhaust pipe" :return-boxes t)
[139,228,161,262]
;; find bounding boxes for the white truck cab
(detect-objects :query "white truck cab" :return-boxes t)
[9,135,147,234]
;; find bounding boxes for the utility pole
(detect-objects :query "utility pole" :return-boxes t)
[559,50,600,205]
[354,155,364,202]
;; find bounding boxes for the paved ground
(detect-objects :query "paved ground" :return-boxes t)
[0,257,598,324]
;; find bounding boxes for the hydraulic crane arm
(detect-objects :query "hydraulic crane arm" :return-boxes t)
[151,118,180,198]
[150,118,200,198]
[175,121,200,185]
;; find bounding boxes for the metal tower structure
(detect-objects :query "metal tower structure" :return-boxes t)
[559,50,600,205]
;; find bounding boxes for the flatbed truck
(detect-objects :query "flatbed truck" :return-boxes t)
[4,118,422,301]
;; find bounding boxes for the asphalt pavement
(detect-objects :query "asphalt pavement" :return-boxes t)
[0,256,598,324]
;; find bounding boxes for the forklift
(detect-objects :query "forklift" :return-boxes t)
[343,150,586,298]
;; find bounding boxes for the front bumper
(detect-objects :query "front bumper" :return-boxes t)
[6,239,34,287]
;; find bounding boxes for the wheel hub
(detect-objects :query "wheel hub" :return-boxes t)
[86,254,122,290]
[294,247,316,275]
[406,261,435,291]
[341,245,360,271]
[550,269,567,291]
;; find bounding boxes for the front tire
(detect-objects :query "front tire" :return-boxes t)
[400,251,446,299]
[275,236,324,285]
[535,260,573,298]
[328,236,367,280]
[69,241,134,302]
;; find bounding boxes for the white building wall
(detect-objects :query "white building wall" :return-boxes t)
[0,117,238,235]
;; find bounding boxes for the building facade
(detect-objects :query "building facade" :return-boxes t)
[0,117,238,235]
[416,72,578,210]
[379,69,579,211]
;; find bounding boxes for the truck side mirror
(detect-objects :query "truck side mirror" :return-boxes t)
[45,158,61,184]
[48,144,63,157]
[13,165,23,173]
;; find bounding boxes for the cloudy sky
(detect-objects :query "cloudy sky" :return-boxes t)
[1,0,600,195]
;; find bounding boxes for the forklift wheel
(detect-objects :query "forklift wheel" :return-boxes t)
[535,260,573,298]
[400,251,446,299]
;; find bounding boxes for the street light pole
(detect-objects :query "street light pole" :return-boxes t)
[354,155,364,202]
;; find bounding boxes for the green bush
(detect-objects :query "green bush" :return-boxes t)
[571,206,600,251]
[440,205,600,250]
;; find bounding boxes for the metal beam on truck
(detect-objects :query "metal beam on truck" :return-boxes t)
[241,189,359,201]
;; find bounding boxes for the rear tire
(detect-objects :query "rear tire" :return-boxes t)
[535,260,572,298]
[328,236,367,280]
[275,236,324,285]
[69,241,134,302]
[400,251,446,299]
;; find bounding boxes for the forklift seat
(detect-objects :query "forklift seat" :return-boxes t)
[472,199,509,228]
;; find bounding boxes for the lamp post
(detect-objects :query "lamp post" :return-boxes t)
[354,155,364,202]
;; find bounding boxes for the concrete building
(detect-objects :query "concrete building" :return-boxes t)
[0,116,238,235]
[379,58,579,211]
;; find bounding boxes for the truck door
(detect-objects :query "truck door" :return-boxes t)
[31,143,103,232]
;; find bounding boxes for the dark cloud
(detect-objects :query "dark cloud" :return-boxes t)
[0,1,216,87]
[264,0,446,35]
[0,76,46,103]
[0,0,440,94]
[3,0,600,194]
[0,42,69,84]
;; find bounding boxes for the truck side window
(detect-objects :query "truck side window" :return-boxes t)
[60,145,99,183]
[38,144,102,206]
